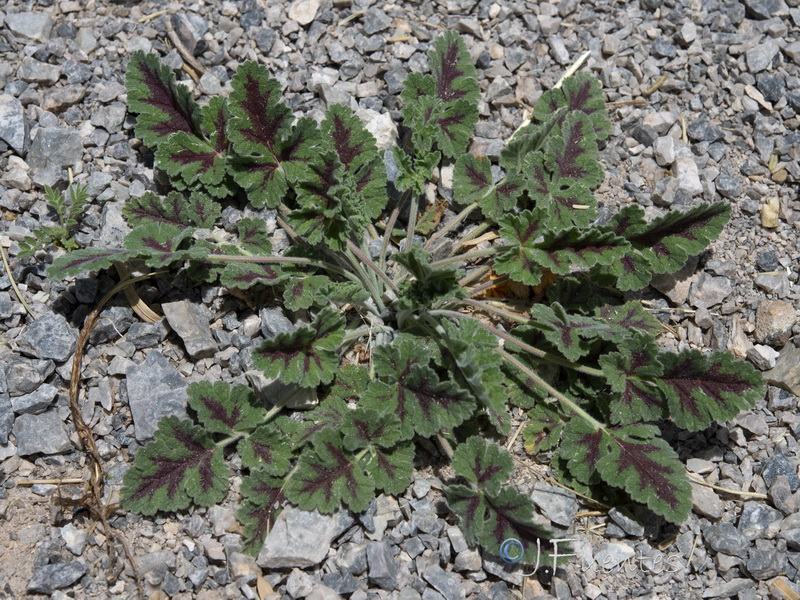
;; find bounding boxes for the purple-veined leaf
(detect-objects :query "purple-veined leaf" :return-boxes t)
[560,418,692,523]
[252,307,345,388]
[598,333,667,425]
[364,442,414,496]
[523,403,566,454]
[295,397,350,448]
[126,51,202,147]
[236,217,273,255]
[123,222,197,267]
[327,365,372,403]
[494,209,545,286]
[283,275,334,310]
[500,106,568,174]
[593,302,662,340]
[187,381,263,434]
[533,228,630,276]
[429,30,480,106]
[219,262,285,289]
[503,360,554,409]
[395,247,465,309]
[525,150,597,231]
[155,97,231,198]
[526,303,602,361]
[123,191,221,230]
[122,416,228,514]
[238,421,294,476]
[451,436,513,496]
[340,408,402,451]
[47,247,137,279]
[453,153,524,220]
[656,349,765,431]
[285,429,374,513]
[228,62,320,207]
[542,112,602,188]
[533,72,610,141]
[238,471,285,553]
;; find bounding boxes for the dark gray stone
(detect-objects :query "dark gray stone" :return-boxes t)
[631,124,657,146]
[762,454,800,492]
[162,300,218,359]
[746,548,786,579]
[756,73,785,103]
[0,367,12,444]
[651,39,677,58]
[90,102,127,132]
[11,383,58,415]
[364,8,392,34]
[367,541,398,590]
[4,356,55,396]
[384,68,408,95]
[322,571,359,594]
[260,307,294,339]
[703,522,750,558]
[0,94,28,153]
[687,120,724,143]
[124,351,188,442]
[257,507,354,568]
[738,501,783,539]
[422,565,465,600]
[62,60,93,85]
[530,484,579,527]
[412,510,443,535]
[17,312,77,362]
[26,561,87,594]
[607,507,647,537]
[241,9,264,29]
[13,411,72,455]
[5,12,53,42]
[254,28,277,53]
[126,319,169,349]
[27,127,83,171]
[743,0,787,19]
[89,306,136,344]
[715,173,742,199]
[403,536,425,558]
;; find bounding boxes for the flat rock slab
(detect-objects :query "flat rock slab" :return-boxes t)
[17,312,78,362]
[0,94,27,153]
[124,351,188,442]
[27,561,87,594]
[766,344,800,397]
[13,411,72,456]
[258,507,354,568]
[162,300,217,359]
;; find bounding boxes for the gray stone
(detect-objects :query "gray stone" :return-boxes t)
[688,273,732,309]
[482,557,522,586]
[335,542,368,575]
[651,255,697,305]
[90,102,127,132]
[60,522,88,555]
[703,522,750,557]
[701,578,755,598]
[746,40,780,73]
[446,526,468,554]
[608,507,647,537]
[89,305,136,344]
[672,156,703,196]
[687,121,724,143]
[403,536,425,558]
[11,383,58,415]
[715,173,741,199]
[367,541,398,590]
[307,584,343,600]
[126,319,169,349]
[755,272,790,296]
[364,8,392,34]
[26,561,87,594]
[260,307,295,338]
[18,57,61,85]
[17,312,78,361]
[5,356,55,396]
[0,94,28,153]
[286,568,315,598]
[690,482,724,520]
[756,250,778,272]
[738,501,782,539]
[288,0,320,25]
[422,565,465,600]
[5,12,53,42]
[595,541,635,570]
[530,484,579,527]
[743,0,788,19]
[258,507,354,568]
[756,72,785,103]
[384,68,408,95]
[651,39,677,58]
[27,127,83,172]
[746,548,786,579]
[412,510,443,535]
[754,300,795,348]
[770,476,799,515]
[784,42,800,66]
[13,411,72,455]
[137,550,175,577]
[0,368,13,444]
[124,351,188,442]
[321,571,358,595]
[761,454,800,492]
[747,345,780,370]
[162,300,217,359]
[454,549,482,572]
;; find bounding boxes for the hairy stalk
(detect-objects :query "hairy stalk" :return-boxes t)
[430,245,498,267]
[405,191,420,253]
[344,245,385,311]
[347,239,399,295]
[380,204,402,271]
[424,201,479,251]
[451,221,492,253]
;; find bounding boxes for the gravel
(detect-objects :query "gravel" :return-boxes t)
[1,0,800,598]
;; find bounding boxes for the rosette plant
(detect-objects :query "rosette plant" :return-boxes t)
[48,32,764,562]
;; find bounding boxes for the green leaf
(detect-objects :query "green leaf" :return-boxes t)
[526,303,599,362]
[285,429,374,513]
[525,150,597,231]
[327,365,372,403]
[47,247,137,278]
[295,397,351,448]
[451,436,513,496]
[122,416,228,514]
[560,419,692,523]
[453,154,524,221]
[187,381,263,434]
[364,442,414,495]
[219,262,286,289]
[126,51,202,147]
[523,403,566,454]
[124,222,197,267]
[532,227,630,276]
[395,247,465,310]
[493,210,545,286]
[533,72,610,141]
[228,62,320,207]
[238,471,285,553]
[236,217,273,255]
[340,408,402,451]
[282,275,334,310]
[238,422,294,476]
[252,307,345,388]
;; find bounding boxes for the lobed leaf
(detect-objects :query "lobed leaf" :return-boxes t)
[524,150,596,231]
[219,262,286,289]
[126,51,202,147]
[451,436,513,496]
[122,416,228,515]
[187,381,263,434]
[236,217,273,255]
[395,247,465,310]
[493,210,545,286]
[523,402,566,454]
[238,471,285,553]
[124,222,197,267]
[364,442,415,495]
[282,275,334,310]
[340,408,402,451]
[238,422,294,476]
[285,429,374,513]
[294,397,351,448]
[533,72,610,141]
[453,154,524,221]
[47,247,137,279]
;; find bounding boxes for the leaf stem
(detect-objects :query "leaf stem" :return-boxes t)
[430,246,498,268]
[380,205,402,271]
[344,245,384,311]
[406,192,420,253]
[346,239,399,295]
[424,202,479,251]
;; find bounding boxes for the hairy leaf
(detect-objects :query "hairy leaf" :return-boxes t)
[295,397,351,448]
[364,442,414,495]
[187,381,263,434]
[126,51,202,147]
[122,417,228,514]
[238,422,294,475]
[453,153,524,220]
[523,403,566,454]
[282,275,333,310]
[124,222,196,267]
[238,471,285,553]
[494,210,545,286]
[228,63,319,207]
[285,429,373,513]
[236,217,273,255]
[534,72,610,141]
[527,303,600,361]
[219,262,286,289]
[47,247,137,278]
[533,228,630,276]
[328,365,372,403]
[451,436,513,496]
[252,307,345,388]
[341,408,402,451]
[396,247,465,310]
